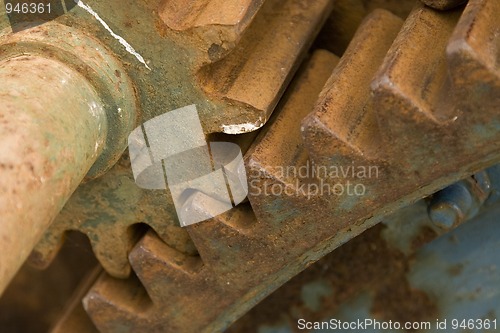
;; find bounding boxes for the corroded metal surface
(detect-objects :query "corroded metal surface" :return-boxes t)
[0,0,334,135]
[0,54,107,294]
[228,201,441,332]
[31,155,197,278]
[228,198,500,332]
[301,9,403,170]
[84,50,340,333]
[0,21,138,178]
[81,1,500,332]
[0,0,498,331]
[0,21,137,293]
[196,0,333,130]
[16,0,335,280]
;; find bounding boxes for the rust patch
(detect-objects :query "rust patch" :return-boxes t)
[371,276,438,331]
[447,263,464,276]
[228,224,439,332]
[411,226,438,252]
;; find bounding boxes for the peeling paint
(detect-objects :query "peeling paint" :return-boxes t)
[221,118,264,134]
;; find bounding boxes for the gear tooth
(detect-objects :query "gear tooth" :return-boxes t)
[185,202,265,278]
[60,220,136,280]
[29,228,65,270]
[84,273,153,333]
[158,0,266,61]
[33,163,195,279]
[32,215,134,279]
[96,206,274,333]
[197,0,334,129]
[89,229,132,279]
[372,1,500,178]
[245,50,339,225]
[371,4,466,174]
[372,4,462,124]
[302,9,403,171]
[128,231,203,305]
[140,191,199,257]
[446,0,500,114]
[301,113,374,174]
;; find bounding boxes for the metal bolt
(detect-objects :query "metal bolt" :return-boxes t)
[428,170,491,230]
[429,182,473,229]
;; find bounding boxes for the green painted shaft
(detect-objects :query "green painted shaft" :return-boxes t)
[0,55,108,294]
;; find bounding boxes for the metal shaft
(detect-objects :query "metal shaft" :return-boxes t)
[0,55,108,293]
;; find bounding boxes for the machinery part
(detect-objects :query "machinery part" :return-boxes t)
[421,0,468,10]
[0,21,138,178]
[229,198,500,332]
[0,21,137,293]
[35,0,333,135]
[24,0,334,279]
[0,0,498,331]
[485,164,500,204]
[80,0,500,332]
[0,54,107,294]
[84,49,340,333]
[301,9,402,177]
[195,0,332,131]
[428,171,490,229]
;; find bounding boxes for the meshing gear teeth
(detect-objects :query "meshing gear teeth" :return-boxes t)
[81,0,500,331]
[29,158,198,278]
[18,0,493,331]
[30,0,333,279]
[84,49,341,333]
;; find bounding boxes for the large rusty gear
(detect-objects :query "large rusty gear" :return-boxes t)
[0,0,499,332]
[86,0,499,331]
